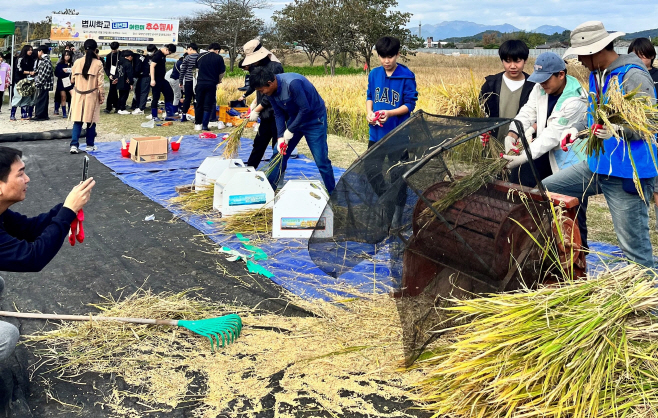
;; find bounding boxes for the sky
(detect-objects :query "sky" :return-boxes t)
[3,0,658,34]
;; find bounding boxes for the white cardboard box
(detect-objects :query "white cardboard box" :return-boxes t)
[273,180,333,239]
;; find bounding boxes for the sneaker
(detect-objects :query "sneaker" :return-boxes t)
[194,124,202,131]
[86,145,98,152]
[117,110,131,115]
[132,109,144,115]
[217,121,225,129]
[70,146,79,154]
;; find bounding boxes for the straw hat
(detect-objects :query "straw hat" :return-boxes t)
[241,39,279,66]
[563,21,625,58]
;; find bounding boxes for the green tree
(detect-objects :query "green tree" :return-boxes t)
[273,0,325,66]
[196,0,267,71]
[344,0,418,71]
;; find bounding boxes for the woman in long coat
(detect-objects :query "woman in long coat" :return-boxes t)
[69,39,105,154]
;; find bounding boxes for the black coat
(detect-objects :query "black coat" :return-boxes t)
[116,58,133,91]
[480,71,534,136]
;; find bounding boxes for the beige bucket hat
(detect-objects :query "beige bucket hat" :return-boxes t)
[563,21,625,58]
[242,39,280,66]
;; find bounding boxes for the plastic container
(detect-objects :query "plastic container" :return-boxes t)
[272,180,333,239]
[171,141,180,151]
[213,168,274,217]
[121,148,131,158]
[195,157,245,188]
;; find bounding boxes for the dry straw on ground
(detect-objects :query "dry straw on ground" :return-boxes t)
[25,288,427,417]
[168,186,214,214]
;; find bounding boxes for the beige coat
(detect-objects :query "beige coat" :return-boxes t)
[70,58,104,124]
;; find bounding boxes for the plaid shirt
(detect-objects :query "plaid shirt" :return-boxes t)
[34,55,54,91]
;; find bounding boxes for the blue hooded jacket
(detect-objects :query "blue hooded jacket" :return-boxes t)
[366,64,418,142]
[270,73,326,137]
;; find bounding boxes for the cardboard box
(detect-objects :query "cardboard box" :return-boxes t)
[129,136,168,163]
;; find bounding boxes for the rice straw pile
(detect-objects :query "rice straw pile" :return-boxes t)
[25,287,426,417]
[411,264,658,418]
[222,207,273,235]
[168,186,214,214]
[216,118,249,158]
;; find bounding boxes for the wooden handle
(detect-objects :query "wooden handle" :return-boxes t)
[0,311,178,327]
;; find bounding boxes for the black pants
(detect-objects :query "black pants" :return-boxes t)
[180,80,195,114]
[131,77,150,110]
[118,89,131,111]
[34,88,50,119]
[247,116,277,168]
[151,78,174,110]
[0,90,4,112]
[106,82,119,111]
[194,83,217,125]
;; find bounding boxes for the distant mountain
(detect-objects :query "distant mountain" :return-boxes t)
[411,21,520,40]
[533,25,568,35]
[623,28,658,40]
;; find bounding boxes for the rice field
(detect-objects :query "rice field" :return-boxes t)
[216,53,590,142]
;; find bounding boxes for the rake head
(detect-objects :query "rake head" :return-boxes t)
[178,314,242,351]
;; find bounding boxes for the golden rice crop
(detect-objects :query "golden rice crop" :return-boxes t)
[216,54,589,143]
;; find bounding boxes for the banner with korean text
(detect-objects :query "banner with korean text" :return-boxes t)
[50,15,179,45]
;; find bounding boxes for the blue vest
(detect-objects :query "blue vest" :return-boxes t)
[587,64,658,178]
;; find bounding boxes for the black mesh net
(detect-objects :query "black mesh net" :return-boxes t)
[309,111,575,364]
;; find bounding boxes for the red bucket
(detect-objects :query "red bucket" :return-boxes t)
[171,142,180,151]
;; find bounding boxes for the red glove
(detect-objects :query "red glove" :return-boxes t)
[69,210,85,246]
[480,132,491,147]
[591,124,603,137]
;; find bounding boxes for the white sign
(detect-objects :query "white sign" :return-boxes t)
[50,15,179,45]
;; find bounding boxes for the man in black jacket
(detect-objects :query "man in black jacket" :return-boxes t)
[480,40,534,133]
[149,43,177,121]
[194,43,226,131]
[0,146,95,361]
[104,42,121,113]
[116,50,134,114]
[239,39,284,168]
[479,40,538,183]
[131,45,156,115]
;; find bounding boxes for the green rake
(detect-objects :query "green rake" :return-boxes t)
[0,311,242,352]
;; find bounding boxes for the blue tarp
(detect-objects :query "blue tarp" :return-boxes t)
[92,136,394,300]
[92,137,648,301]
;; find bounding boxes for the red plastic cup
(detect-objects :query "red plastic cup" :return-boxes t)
[171,142,180,151]
[121,148,130,158]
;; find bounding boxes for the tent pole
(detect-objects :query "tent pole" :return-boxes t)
[9,34,14,105]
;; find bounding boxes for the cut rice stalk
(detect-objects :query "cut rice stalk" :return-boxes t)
[168,186,214,214]
[223,207,273,235]
[215,118,249,158]
[410,264,658,418]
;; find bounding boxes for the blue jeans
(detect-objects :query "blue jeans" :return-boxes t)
[70,122,97,147]
[543,161,655,268]
[267,116,336,194]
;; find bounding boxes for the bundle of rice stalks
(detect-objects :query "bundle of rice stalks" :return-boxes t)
[411,264,658,418]
[215,118,249,158]
[168,186,214,214]
[223,207,273,235]
[262,152,283,177]
[423,138,514,216]
[588,75,658,157]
